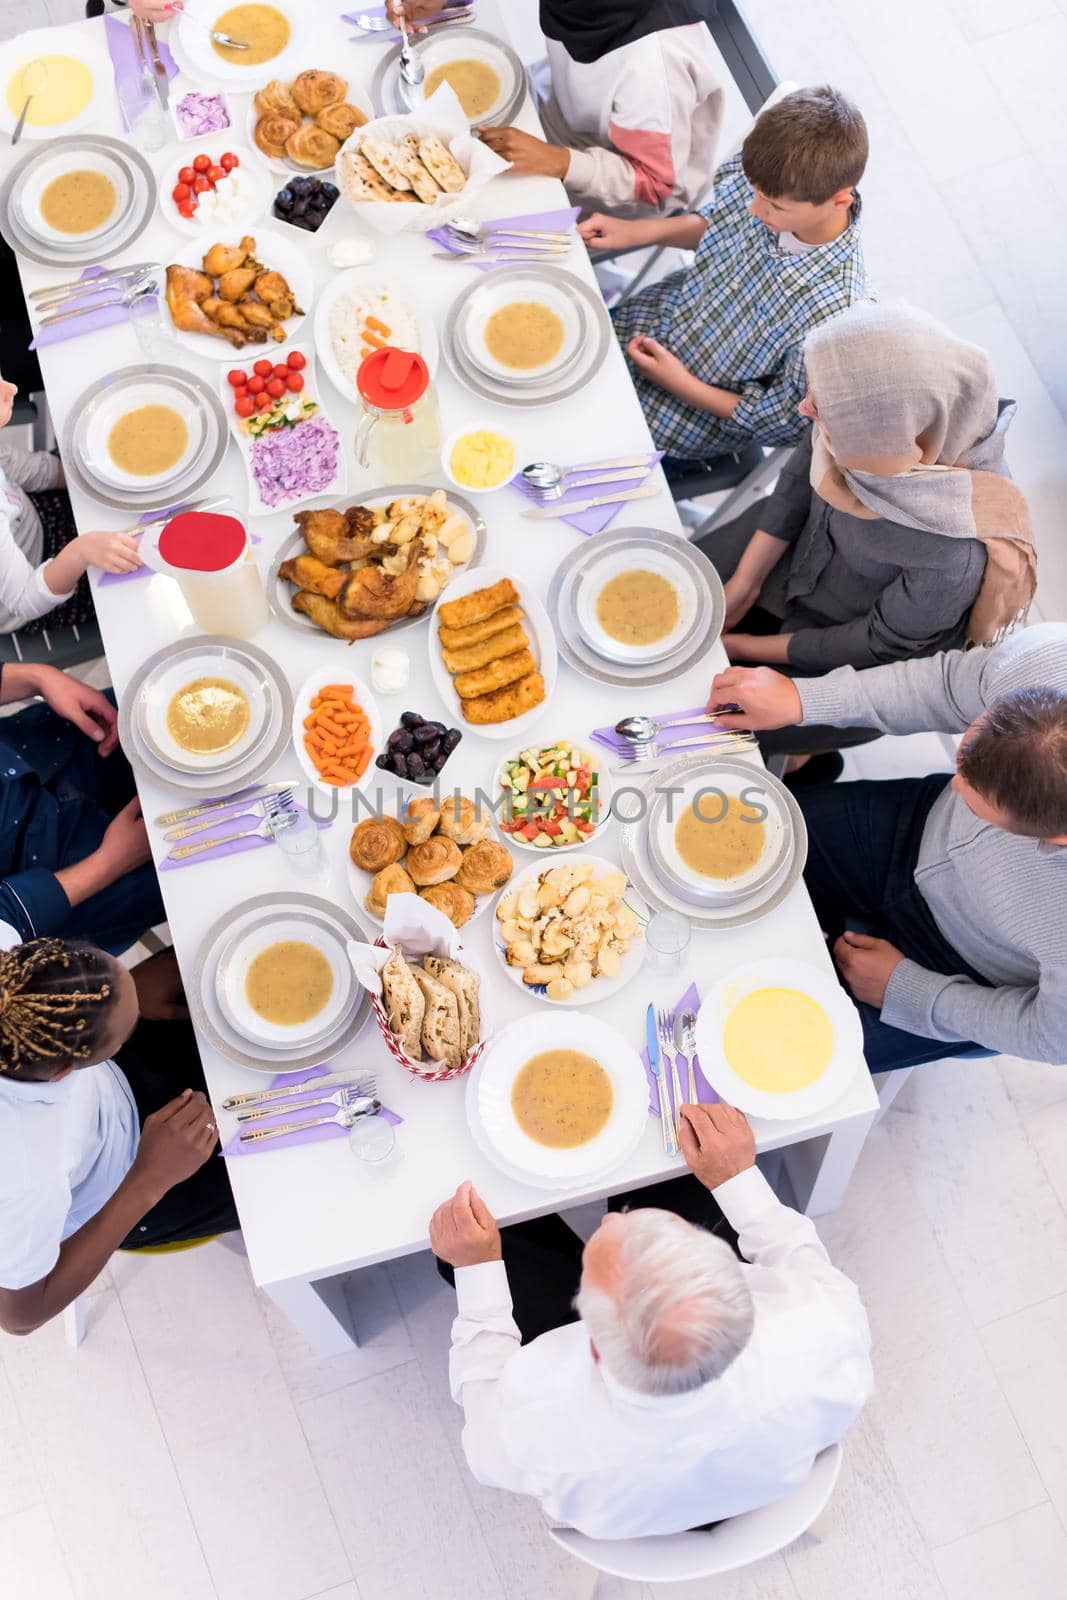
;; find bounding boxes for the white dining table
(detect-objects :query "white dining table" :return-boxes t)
[6,2,878,1355]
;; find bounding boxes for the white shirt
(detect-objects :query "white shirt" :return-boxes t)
[448,1168,872,1538]
[0,922,139,1290]
[0,457,73,632]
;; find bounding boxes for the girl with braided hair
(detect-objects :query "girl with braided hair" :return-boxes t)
[0,937,236,1337]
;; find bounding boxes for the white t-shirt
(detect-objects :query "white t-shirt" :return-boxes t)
[0,922,139,1290]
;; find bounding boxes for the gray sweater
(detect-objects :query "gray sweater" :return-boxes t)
[797,623,1067,1064]
[759,432,987,675]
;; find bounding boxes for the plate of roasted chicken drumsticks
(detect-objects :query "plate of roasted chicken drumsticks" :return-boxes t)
[164,227,312,358]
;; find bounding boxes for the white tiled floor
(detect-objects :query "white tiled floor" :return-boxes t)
[3,4,1067,1599]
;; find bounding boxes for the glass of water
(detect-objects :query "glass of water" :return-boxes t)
[645,909,691,976]
[269,806,324,875]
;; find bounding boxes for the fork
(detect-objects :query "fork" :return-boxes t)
[657,1008,684,1137]
[681,1009,699,1104]
[168,806,297,860]
[163,789,294,842]
[37,279,157,328]
[237,1079,377,1123]
[239,1091,383,1143]
[617,731,757,764]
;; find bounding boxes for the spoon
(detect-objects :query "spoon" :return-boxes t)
[522,456,654,494]
[449,215,572,245]
[615,712,726,743]
[397,13,425,88]
[351,7,474,34]
[182,16,251,49]
[11,58,47,146]
[37,278,158,328]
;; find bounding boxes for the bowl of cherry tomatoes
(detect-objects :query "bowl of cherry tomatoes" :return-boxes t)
[158,142,273,236]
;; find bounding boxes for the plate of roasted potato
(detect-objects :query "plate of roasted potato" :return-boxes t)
[269,485,485,641]
[164,226,313,358]
[493,854,645,1005]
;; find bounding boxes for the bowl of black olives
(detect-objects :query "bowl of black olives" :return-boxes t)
[273,175,340,233]
[376,711,462,786]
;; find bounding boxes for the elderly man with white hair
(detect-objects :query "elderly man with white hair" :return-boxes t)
[429,1102,872,1538]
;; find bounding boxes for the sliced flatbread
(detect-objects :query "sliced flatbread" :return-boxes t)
[362,137,413,192]
[381,948,425,1058]
[418,133,466,193]
[423,956,481,1057]
[412,967,462,1068]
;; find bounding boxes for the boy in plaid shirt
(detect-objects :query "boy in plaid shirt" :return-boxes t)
[581,87,870,468]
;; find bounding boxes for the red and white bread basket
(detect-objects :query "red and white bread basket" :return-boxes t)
[347,891,491,1082]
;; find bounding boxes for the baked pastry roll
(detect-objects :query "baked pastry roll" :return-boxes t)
[423,956,480,1055]
[254,111,301,161]
[365,862,415,919]
[286,123,341,169]
[316,101,367,141]
[350,815,407,872]
[455,839,513,896]
[437,795,490,846]
[381,948,424,1058]
[255,79,300,116]
[292,70,346,115]
[418,133,466,193]
[402,795,441,846]
[407,836,463,886]
[419,883,475,928]
[411,968,462,1067]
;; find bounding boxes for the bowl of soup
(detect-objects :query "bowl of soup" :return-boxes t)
[411,35,519,124]
[17,150,134,246]
[574,545,701,664]
[649,767,793,906]
[138,649,272,775]
[82,381,206,491]
[467,1011,649,1187]
[216,918,354,1047]
[461,276,582,383]
[176,0,306,84]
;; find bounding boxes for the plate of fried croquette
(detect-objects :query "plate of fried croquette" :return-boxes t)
[429,569,556,738]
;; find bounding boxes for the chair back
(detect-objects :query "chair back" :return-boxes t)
[547,1442,842,1583]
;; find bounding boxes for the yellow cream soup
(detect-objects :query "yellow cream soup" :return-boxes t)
[425,58,501,120]
[40,170,116,235]
[166,677,250,755]
[484,301,565,370]
[596,568,679,646]
[245,940,334,1027]
[211,4,291,66]
[675,793,766,881]
[6,55,93,128]
[108,404,189,478]
[724,987,834,1093]
[511,1049,613,1148]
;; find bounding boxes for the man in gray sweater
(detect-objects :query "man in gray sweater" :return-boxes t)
[709,624,1067,1071]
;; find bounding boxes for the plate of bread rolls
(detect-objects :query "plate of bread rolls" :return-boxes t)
[429,568,557,740]
[347,792,514,930]
[249,70,373,175]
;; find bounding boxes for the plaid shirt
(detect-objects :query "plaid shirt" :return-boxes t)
[611,153,870,457]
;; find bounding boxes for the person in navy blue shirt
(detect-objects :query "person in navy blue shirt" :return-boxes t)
[0,660,163,955]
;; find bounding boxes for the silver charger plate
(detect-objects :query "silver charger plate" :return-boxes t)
[646,756,794,907]
[0,135,157,268]
[61,365,230,512]
[118,635,294,794]
[442,265,612,409]
[618,756,808,932]
[214,905,359,1051]
[549,527,725,687]
[370,27,528,127]
[191,892,373,1073]
[268,482,486,634]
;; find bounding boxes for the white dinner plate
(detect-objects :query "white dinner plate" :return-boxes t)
[428,566,558,743]
[153,140,273,238]
[648,763,793,908]
[466,1012,650,1190]
[291,665,383,795]
[493,737,612,854]
[313,268,440,403]
[574,544,702,666]
[244,75,374,176]
[163,225,314,362]
[215,912,356,1048]
[460,275,583,383]
[174,0,310,90]
[491,853,646,1007]
[693,958,863,1121]
[0,29,111,140]
[138,649,273,776]
[81,379,207,493]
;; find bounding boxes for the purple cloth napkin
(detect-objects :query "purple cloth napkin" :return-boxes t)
[29,268,160,351]
[426,206,581,270]
[160,804,331,871]
[591,706,719,757]
[641,982,718,1121]
[342,2,474,40]
[509,450,663,536]
[104,12,178,132]
[222,1063,401,1158]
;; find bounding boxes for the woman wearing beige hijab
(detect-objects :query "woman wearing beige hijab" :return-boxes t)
[696,301,1036,771]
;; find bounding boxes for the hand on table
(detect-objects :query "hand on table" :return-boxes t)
[132,948,190,1024]
[75,531,143,577]
[721,631,793,666]
[97,797,152,878]
[834,932,905,1009]
[132,1090,218,1200]
[678,1102,755,1190]
[429,1180,502,1267]
[624,335,690,395]
[34,665,119,755]
[386,0,449,27]
[707,665,803,730]
[476,125,569,179]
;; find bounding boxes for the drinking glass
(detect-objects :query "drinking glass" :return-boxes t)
[645,909,691,976]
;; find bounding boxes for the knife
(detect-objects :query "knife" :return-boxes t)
[28,264,160,308]
[144,21,170,111]
[520,483,659,519]
[222,1071,374,1111]
[647,1002,677,1157]
[153,780,296,828]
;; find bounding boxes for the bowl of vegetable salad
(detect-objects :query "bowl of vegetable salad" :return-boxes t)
[495,739,611,851]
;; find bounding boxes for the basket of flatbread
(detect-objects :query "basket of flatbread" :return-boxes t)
[346,891,491,1081]
[334,82,509,235]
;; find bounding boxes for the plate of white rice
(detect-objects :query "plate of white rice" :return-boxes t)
[313,268,439,401]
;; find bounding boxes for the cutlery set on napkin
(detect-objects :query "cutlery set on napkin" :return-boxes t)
[219,1065,401,1157]
[27,263,164,349]
[644,987,716,1155]
[153,782,327,870]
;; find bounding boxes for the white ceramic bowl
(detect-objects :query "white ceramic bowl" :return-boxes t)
[403,34,520,126]
[82,379,206,492]
[574,545,701,666]
[215,914,354,1047]
[461,275,582,383]
[18,149,133,245]
[175,0,310,88]
[493,737,612,853]
[138,650,271,775]
[649,768,793,907]
[291,666,383,793]
[440,422,517,495]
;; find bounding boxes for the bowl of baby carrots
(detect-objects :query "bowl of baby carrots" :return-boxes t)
[292,667,383,792]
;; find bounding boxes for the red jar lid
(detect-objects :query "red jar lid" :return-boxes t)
[357,346,429,410]
[159,511,247,573]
